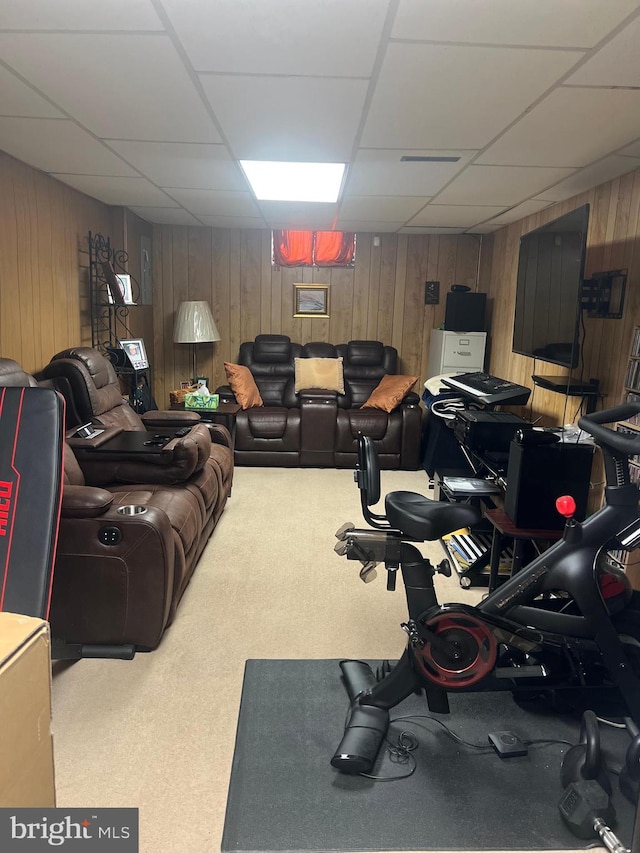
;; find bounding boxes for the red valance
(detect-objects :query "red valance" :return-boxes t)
[272,230,355,267]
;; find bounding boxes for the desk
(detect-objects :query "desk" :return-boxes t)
[484,508,562,593]
[170,402,240,446]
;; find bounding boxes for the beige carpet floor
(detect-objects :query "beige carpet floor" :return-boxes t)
[49,467,568,853]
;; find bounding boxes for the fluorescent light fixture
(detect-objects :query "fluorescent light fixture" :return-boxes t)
[240,160,345,203]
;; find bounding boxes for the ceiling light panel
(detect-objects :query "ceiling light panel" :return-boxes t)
[391,0,639,47]
[360,42,584,150]
[199,75,367,161]
[478,87,640,167]
[240,161,345,203]
[434,164,576,206]
[108,141,247,191]
[0,33,221,143]
[161,0,389,77]
[0,118,138,176]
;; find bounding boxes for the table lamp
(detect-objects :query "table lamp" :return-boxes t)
[173,300,221,384]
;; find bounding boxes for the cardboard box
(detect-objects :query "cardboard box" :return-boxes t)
[0,612,55,806]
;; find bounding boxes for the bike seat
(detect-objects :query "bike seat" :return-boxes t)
[385,491,481,541]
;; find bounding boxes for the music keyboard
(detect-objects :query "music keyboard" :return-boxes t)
[442,372,531,406]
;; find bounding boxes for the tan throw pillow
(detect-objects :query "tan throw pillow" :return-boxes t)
[361,374,418,412]
[294,357,345,394]
[224,362,263,409]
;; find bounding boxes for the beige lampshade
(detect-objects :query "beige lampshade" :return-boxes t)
[173,301,221,343]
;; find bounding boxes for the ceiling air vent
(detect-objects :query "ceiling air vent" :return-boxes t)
[400,156,461,163]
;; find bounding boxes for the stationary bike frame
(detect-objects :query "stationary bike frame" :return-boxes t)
[332,403,640,773]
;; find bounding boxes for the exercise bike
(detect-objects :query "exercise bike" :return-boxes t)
[332,402,640,774]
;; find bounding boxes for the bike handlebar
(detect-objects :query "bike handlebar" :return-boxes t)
[578,402,640,456]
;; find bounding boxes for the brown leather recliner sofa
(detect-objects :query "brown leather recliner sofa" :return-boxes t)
[218,335,422,469]
[0,353,234,656]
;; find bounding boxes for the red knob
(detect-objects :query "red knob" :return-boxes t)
[556,495,576,518]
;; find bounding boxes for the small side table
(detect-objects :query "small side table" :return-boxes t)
[484,508,563,593]
[170,402,241,447]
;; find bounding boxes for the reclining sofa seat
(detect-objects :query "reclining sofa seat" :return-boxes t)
[221,335,422,469]
[40,347,234,530]
[0,355,231,652]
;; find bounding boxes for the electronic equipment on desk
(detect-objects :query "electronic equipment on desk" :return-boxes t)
[442,372,531,406]
[454,410,531,455]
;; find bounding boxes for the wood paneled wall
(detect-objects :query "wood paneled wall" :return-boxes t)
[151,227,481,405]
[0,153,115,374]
[480,167,640,427]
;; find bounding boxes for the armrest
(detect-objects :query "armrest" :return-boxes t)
[62,485,114,518]
[66,425,123,449]
[75,424,213,487]
[141,409,201,428]
[401,391,421,406]
[298,389,338,402]
[207,423,233,449]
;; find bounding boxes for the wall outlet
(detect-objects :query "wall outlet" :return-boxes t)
[425,281,440,305]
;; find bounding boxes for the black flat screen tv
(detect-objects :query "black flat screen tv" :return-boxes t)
[512,203,589,370]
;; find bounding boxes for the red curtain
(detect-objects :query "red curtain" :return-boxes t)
[272,230,313,266]
[272,230,355,267]
[313,231,356,267]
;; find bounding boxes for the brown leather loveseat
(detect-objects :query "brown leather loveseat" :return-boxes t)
[0,354,234,657]
[218,335,422,469]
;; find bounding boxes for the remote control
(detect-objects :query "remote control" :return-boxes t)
[174,427,191,437]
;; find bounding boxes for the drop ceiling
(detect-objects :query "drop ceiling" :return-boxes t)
[2,0,640,234]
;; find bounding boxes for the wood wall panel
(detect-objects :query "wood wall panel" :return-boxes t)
[150,227,482,405]
[0,153,114,375]
[480,167,640,428]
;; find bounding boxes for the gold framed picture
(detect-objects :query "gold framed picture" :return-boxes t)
[293,284,330,318]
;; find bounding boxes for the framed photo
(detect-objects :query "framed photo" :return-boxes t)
[293,284,330,318]
[180,380,192,390]
[119,338,149,371]
[115,274,135,305]
[101,261,125,305]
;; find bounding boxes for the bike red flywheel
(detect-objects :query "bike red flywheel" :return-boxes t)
[413,611,497,688]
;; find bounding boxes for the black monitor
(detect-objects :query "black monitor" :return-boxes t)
[512,204,590,370]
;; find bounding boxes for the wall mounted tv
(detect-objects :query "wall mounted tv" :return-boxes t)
[512,203,590,370]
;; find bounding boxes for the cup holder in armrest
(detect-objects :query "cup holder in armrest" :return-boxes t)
[116,505,148,516]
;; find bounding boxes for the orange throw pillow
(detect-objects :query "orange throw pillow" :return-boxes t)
[224,362,263,409]
[361,374,418,413]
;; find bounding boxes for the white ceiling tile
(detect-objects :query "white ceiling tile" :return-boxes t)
[196,215,267,229]
[361,43,584,150]
[0,118,137,175]
[258,201,337,230]
[345,149,475,196]
[0,33,221,142]
[199,74,367,161]
[51,174,178,206]
[533,155,640,202]
[565,16,640,86]
[483,199,554,225]
[339,195,429,221]
[478,88,640,167]
[466,223,503,234]
[107,141,246,190]
[619,140,640,158]
[0,0,164,30]
[409,204,507,227]
[398,226,466,234]
[0,66,64,118]
[128,207,202,226]
[161,0,390,76]
[435,165,576,206]
[335,221,404,233]
[167,188,260,217]
[392,0,639,47]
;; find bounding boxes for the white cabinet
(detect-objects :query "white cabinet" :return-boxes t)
[428,330,486,377]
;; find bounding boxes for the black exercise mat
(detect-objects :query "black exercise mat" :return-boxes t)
[222,659,636,852]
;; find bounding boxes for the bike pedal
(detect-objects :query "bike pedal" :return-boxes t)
[334,540,350,556]
[335,522,355,540]
[359,561,378,583]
